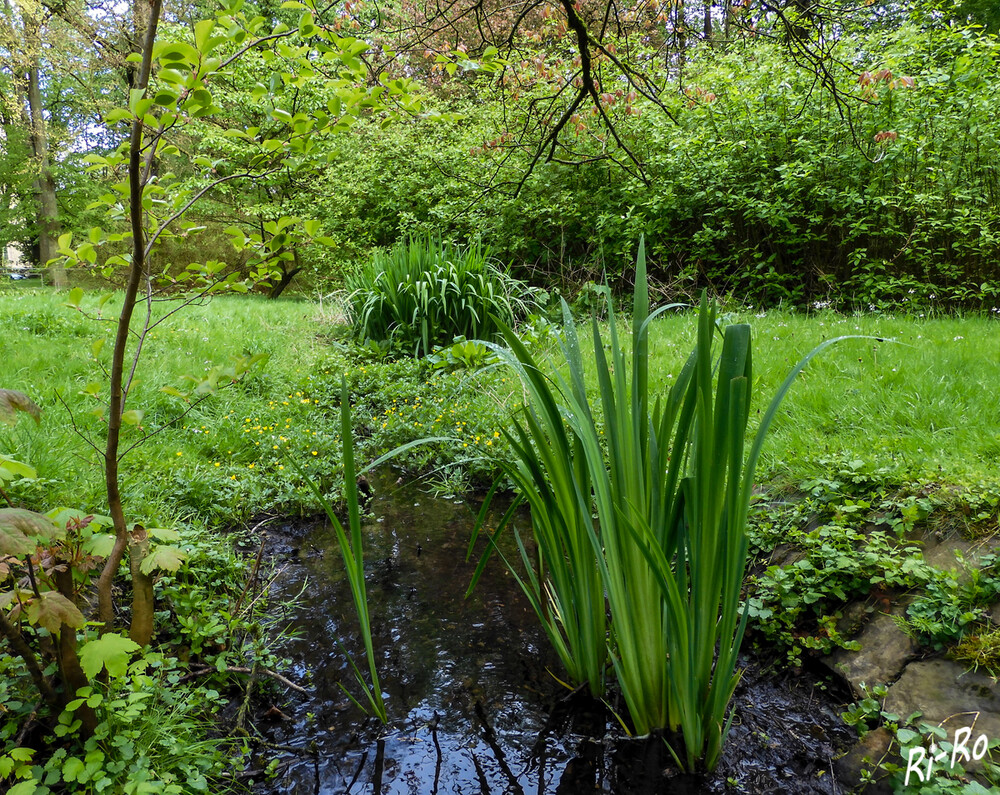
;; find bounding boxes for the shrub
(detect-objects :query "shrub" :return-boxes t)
[346,236,536,356]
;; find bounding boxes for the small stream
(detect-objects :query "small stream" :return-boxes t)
[253,474,856,794]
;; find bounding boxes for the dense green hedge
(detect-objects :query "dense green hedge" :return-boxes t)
[313,24,1000,308]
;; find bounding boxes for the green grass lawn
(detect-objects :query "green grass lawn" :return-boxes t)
[3,287,999,528]
[646,309,1000,487]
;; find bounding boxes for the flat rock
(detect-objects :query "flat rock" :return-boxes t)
[922,538,977,573]
[884,659,1000,773]
[825,610,917,696]
[921,535,1000,582]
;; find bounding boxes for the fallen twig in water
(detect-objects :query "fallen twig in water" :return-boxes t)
[178,664,308,694]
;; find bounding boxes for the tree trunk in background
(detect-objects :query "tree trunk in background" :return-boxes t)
[26,60,64,286]
[20,9,65,287]
[704,0,713,40]
[128,526,155,646]
[268,250,303,299]
[54,566,98,736]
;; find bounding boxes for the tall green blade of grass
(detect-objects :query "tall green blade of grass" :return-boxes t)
[467,319,610,695]
[288,377,387,723]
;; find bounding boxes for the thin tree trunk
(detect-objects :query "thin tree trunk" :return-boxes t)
[128,525,155,646]
[22,14,65,287]
[53,567,98,735]
[268,250,303,299]
[268,267,301,299]
[96,0,162,632]
[704,0,713,40]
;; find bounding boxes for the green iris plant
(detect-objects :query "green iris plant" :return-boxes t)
[471,237,861,770]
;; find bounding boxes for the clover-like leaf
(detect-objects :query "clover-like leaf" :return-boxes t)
[0,509,63,556]
[25,591,86,633]
[79,633,141,679]
[0,389,41,425]
[139,545,187,575]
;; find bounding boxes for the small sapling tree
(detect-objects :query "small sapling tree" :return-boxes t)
[0,0,425,769]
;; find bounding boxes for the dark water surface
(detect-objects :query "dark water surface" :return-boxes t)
[255,475,855,794]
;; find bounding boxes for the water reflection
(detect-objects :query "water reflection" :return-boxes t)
[258,473,852,794]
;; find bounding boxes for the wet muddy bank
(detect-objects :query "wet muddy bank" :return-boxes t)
[245,475,858,794]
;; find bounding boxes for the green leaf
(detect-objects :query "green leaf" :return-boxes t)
[46,508,112,530]
[896,728,920,744]
[0,509,62,555]
[0,389,41,425]
[82,533,116,558]
[105,108,133,123]
[0,456,36,482]
[26,591,86,633]
[62,756,85,782]
[128,88,147,114]
[79,634,142,679]
[156,41,199,64]
[139,545,187,574]
[153,89,178,106]
[121,410,144,426]
[77,243,97,264]
[146,527,181,542]
[66,287,84,308]
[157,68,188,85]
[194,19,215,53]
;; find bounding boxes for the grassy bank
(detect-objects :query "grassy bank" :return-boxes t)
[4,289,1000,526]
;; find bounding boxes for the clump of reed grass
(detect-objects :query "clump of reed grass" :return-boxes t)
[471,237,858,771]
[346,236,536,357]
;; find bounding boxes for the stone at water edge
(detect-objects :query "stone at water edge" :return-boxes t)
[824,609,918,697]
[883,659,1000,775]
